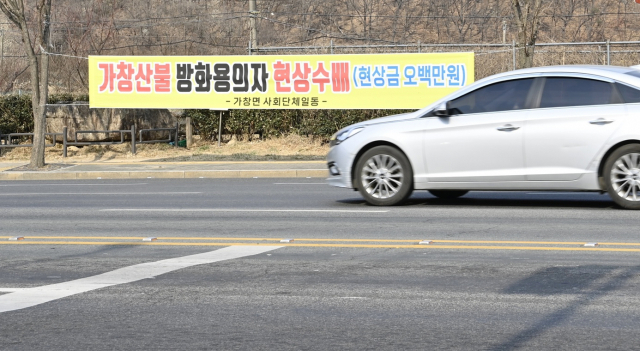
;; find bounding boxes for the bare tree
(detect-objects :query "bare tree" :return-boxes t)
[346,0,382,42]
[3,0,640,97]
[0,0,51,168]
[511,0,545,68]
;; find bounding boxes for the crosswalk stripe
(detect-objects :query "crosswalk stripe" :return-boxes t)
[0,245,281,313]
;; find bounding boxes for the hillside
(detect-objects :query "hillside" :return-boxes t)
[1,0,639,94]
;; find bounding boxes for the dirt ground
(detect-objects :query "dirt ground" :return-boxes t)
[0,134,329,162]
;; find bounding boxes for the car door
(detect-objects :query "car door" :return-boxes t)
[524,76,625,181]
[423,78,535,182]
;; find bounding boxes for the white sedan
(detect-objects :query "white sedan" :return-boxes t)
[326,65,640,209]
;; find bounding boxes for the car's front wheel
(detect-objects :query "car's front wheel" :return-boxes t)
[604,144,640,210]
[355,146,413,206]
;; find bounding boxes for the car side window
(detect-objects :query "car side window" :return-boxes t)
[539,77,613,108]
[447,78,534,115]
[615,83,640,103]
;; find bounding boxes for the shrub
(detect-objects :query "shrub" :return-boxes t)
[0,94,413,143]
[0,95,33,135]
[183,109,220,141]
[186,108,413,143]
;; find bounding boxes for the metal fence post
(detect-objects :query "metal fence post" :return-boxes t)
[512,40,516,71]
[130,125,136,154]
[62,126,67,158]
[330,40,333,54]
[186,117,192,148]
[218,111,223,147]
[418,40,421,53]
[607,39,611,65]
[175,122,179,148]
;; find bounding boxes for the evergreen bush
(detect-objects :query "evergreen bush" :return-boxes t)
[0,94,412,143]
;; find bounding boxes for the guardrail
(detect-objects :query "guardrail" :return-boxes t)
[138,122,180,145]
[0,124,180,157]
[0,132,63,149]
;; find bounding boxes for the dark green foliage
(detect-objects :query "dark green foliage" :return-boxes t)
[0,94,90,135]
[183,109,220,141]
[47,94,90,104]
[294,109,412,139]
[187,109,413,142]
[0,94,411,142]
[0,95,33,135]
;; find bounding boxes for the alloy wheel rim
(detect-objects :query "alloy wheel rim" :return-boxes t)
[611,153,640,202]
[361,154,404,199]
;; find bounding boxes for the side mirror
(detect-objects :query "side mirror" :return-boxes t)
[434,102,450,117]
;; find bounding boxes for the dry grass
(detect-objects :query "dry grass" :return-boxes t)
[0,134,329,163]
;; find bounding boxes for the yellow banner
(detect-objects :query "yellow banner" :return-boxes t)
[89,53,474,109]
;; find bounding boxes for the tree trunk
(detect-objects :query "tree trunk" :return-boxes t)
[0,0,51,168]
[29,54,46,168]
[516,30,536,69]
[512,0,544,69]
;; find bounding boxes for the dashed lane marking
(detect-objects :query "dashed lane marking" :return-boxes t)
[273,183,326,185]
[0,183,148,187]
[525,192,607,195]
[74,161,324,165]
[0,192,201,196]
[99,209,389,213]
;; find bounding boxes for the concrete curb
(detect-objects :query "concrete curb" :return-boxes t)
[0,169,328,180]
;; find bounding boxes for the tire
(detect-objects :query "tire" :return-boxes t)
[603,144,640,210]
[355,146,413,206]
[428,190,469,199]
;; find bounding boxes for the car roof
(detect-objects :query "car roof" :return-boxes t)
[486,65,640,87]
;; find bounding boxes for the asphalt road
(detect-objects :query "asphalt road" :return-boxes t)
[1,179,640,350]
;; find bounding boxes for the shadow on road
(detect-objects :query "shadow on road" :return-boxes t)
[490,265,640,350]
[337,193,616,209]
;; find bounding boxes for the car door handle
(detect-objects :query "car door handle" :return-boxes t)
[589,118,614,125]
[497,124,520,132]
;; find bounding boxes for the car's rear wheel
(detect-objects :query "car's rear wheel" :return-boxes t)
[604,144,640,210]
[428,190,469,199]
[355,146,413,206]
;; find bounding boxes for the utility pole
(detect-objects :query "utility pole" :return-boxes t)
[249,0,258,54]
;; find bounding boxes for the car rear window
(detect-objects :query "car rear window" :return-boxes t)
[539,77,613,108]
[616,83,640,103]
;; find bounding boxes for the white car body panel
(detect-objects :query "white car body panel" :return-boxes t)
[523,104,625,181]
[422,110,526,182]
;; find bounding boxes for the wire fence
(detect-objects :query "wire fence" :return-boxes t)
[252,40,640,80]
[1,40,640,95]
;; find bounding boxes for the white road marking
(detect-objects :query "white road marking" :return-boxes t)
[525,192,605,195]
[0,288,25,292]
[0,245,281,313]
[0,192,201,196]
[273,183,326,185]
[100,208,389,213]
[339,297,367,299]
[0,183,148,187]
